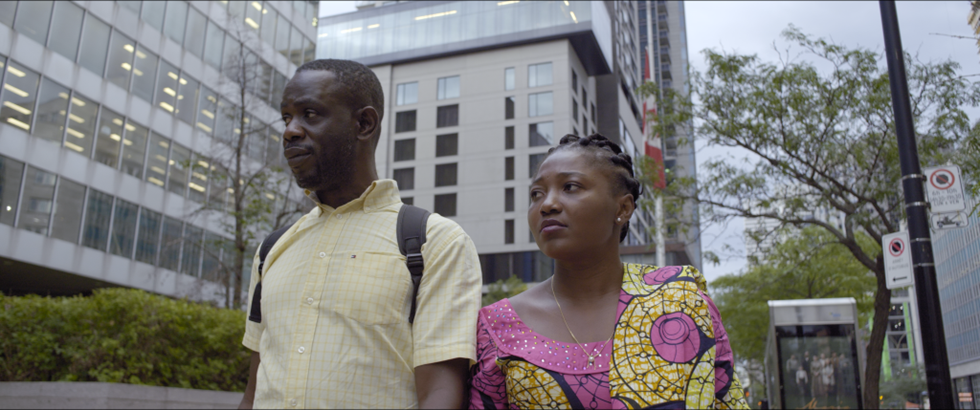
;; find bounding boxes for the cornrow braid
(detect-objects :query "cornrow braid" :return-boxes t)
[544,133,643,242]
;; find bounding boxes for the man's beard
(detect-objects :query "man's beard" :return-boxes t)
[294,140,355,193]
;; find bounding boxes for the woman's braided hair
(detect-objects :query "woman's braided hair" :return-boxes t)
[543,133,642,242]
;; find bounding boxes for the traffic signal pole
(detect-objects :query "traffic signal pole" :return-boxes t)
[878,1,954,407]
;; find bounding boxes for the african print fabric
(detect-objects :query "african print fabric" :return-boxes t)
[468,264,749,409]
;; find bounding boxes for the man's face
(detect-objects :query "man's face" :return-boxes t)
[280,70,358,192]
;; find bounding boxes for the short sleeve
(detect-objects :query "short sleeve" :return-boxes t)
[411,217,483,367]
[242,246,264,352]
[700,289,750,410]
[468,314,509,409]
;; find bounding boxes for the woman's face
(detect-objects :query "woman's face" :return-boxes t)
[528,149,633,261]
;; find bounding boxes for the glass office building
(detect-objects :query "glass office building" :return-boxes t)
[934,199,980,409]
[318,1,662,285]
[0,1,317,302]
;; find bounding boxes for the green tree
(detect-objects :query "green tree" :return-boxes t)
[637,26,980,408]
[185,16,305,308]
[482,276,528,306]
[711,227,876,366]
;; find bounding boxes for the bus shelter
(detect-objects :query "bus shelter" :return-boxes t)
[765,298,865,409]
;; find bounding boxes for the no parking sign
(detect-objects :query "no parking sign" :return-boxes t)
[882,231,913,289]
[924,165,966,214]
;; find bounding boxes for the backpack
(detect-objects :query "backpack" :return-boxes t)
[247,204,431,324]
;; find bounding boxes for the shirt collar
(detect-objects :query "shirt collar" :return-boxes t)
[303,179,401,216]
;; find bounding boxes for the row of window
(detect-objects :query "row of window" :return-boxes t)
[391,122,554,163]
[0,54,285,206]
[394,63,553,108]
[0,154,282,280]
[391,152,548,193]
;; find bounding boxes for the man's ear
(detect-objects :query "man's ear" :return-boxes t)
[355,106,380,142]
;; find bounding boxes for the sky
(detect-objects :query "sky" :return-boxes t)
[318,1,979,282]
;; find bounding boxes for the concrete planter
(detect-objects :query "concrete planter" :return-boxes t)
[0,382,243,409]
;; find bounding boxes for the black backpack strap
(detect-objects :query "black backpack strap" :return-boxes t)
[247,223,293,323]
[397,204,430,324]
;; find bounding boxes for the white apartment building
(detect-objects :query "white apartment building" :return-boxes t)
[317,1,679,284]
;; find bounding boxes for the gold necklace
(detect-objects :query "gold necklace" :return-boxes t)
[551,277,613,369]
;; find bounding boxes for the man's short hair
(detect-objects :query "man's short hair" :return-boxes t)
[296,59,385,125]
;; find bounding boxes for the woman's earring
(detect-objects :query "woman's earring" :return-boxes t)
[617,217,621,222]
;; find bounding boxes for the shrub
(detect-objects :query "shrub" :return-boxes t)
[0,288,249,392]
[482,275,527,306]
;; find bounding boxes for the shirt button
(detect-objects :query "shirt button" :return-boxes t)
[298,346,305,354]
[307,297,314,305]
[290,399,297,407]
[318,251,326,258]
[335,213,343,220]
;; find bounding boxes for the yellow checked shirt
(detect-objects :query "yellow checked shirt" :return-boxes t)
[242,180,483,409]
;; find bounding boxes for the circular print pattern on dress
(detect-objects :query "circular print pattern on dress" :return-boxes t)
[650,311,701,363]
[644,266,682,285]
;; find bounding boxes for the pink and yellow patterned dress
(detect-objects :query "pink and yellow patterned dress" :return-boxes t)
[468,264,749,409]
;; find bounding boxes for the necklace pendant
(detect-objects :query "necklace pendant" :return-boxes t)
[588,356,595,366]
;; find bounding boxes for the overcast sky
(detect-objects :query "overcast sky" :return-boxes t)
[319,1,979,282]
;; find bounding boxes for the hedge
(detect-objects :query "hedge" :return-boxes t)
[0,288,250,392]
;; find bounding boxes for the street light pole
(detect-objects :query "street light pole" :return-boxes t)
[878,1,954,408]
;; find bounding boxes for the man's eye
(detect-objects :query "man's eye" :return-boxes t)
[305,111,317,118]
[564,183,579,191]
[530,191,542,200]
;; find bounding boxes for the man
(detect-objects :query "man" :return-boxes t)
[238,59,482,409]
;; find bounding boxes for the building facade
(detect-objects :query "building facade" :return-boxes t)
[0,0,318,302]
[636,0,701,270]
[934,199,980,409]
[317,0,673,284]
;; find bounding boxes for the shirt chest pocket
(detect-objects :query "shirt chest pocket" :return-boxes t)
[323,251,413,325]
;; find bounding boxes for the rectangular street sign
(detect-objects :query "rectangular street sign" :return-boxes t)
[883,231,914,289]
[931,211,971,231]
[924,165,966,214]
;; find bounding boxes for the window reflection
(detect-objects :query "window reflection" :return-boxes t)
[51,177,85,244]
[155,61,180,113]
[528,91,553,117]
[131,46,159,102]
[105,30,136,90]
[1,61,40,132]
[78,14,111,76]
[276,14,291,59]
[261,7,278,46]
[182,225,203,276]
[17,166,56,235]
[289,26,303,66]
[0,155,25,226]
[141,1,165,31]
[121,121,148,179]
[135,208,162,265]
[48,1,84,61]
[265,127,282,166]
[184,6,208,58]
[159,216,182,271]
[176,76,200,125]
[437,76,460,100]
[146,133,171,188]
[13,0,53,45]
[188,155,209,204]
[197,87,218,134]
[94,107,125,169]
[504,67,515,91]
[82,189,113,251]
[0,2,15,27]
[64,93,98,157]
[529,121,554,146]
[204,21,225,69]
[33,78,70,145]
[109,198,139,258]
[168,143,190,197]
[163,1,188,44]
[396,82,418,106]
[528,62,553,87]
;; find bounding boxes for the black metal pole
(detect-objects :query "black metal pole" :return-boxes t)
[878,1,954,408]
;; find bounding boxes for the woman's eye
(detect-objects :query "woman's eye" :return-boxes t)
[564,183,579,192]
[530,191,542,200]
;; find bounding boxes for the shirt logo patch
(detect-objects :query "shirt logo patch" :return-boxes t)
[351,254,357,259]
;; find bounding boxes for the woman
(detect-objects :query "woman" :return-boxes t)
[468,134,748,409]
